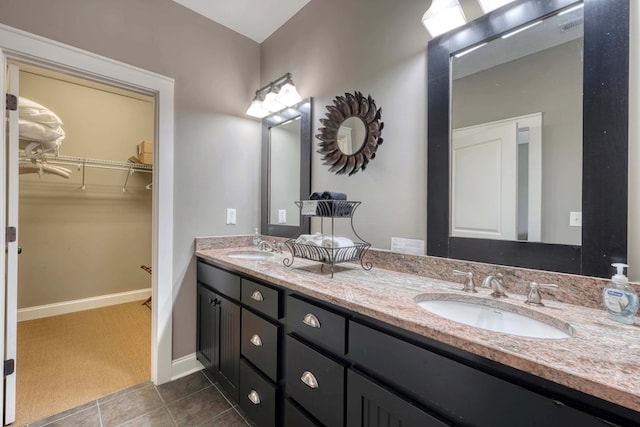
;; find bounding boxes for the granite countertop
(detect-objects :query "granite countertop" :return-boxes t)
[195,245,640,413]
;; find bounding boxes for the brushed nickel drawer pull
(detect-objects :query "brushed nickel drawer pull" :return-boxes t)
[248,390,261,405]
[300,371,319,389]
[250,334,263,347]
[251,290,264,301]
[302,313,321,328]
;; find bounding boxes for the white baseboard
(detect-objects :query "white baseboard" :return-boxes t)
[17,288,152,322]
[171,353,205,381]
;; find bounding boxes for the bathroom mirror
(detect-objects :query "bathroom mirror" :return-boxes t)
[427,0,629,278]
[316,91,384,175]
[261,98,312,237]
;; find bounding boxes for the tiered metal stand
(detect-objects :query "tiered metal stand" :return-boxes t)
[284,200,372,277]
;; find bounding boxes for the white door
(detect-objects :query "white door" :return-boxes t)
[2,56,19,426]
[451,122,518,240]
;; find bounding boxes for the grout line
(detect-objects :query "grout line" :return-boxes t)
[194,407,236,427]
[213,383,236,408]
[96,399,104,427]
[38,402,99,427]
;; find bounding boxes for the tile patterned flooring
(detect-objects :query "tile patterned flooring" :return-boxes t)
[23,370,252,427]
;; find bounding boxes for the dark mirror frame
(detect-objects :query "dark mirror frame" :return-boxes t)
[261,98,312,237]
[427,0,629,278]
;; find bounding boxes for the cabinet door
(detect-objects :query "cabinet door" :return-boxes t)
[196,283,216,371]
[215,293,241,402]
[347,369,450,427]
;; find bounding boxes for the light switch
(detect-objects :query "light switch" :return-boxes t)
[278,209,287,224]
[226,208,236,225]
[569,211,582,227]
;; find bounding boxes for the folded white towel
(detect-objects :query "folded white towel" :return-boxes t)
[321,236,354,248]
[295,233,323,245]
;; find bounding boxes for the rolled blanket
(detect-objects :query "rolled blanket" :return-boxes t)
[320,191,347,200]
[309,192,323,200]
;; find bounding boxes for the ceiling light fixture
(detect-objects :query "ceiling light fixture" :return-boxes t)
[478,0,516,13]
[245,73,303,118]
[422,0,467,38]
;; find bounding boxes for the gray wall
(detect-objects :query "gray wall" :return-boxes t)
[0,0,261,359]
[452,40,583,245]
[261,0,430,249]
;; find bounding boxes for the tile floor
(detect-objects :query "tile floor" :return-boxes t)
[23,370,252,427]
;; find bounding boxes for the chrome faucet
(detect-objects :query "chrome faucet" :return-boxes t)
[452,270,477,293]
[258,240,283,253]
[482,273,508,298]
[525,282,558,306]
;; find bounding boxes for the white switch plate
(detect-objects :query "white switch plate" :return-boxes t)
[278,209,287,224]
[226,208,236,225]
[569,211,582,227]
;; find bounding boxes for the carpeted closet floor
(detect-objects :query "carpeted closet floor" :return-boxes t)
[15,300,151,426]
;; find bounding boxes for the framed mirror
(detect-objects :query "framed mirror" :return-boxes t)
[427,0,629,278]
[316,91,384,175]
[261,98,312,237]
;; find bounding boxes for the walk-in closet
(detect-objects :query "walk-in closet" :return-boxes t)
[13,63,154,426]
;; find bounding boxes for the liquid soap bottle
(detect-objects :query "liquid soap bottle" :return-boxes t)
[602,263,638,325]
[252,227,261,247]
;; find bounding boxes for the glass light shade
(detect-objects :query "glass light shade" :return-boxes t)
[422,0,467,38]
[263,91,285,113]
[246,99,270,118]
[276,82,302,107]
[478,0,516,13]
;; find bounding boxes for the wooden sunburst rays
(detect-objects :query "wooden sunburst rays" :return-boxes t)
[316,91,384,175]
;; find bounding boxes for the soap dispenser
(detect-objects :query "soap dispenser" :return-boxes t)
[252,227,261,247]
[602,263,638,325]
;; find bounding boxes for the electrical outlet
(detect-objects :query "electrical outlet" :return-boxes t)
[278,209,287,224]
[226,208,236,225]
[569,211,582,227]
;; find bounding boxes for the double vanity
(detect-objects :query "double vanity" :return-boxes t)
[195,237,640,427]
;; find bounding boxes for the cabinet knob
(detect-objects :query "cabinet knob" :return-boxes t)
[302,313,321,328]
[250,334,263,347]
[250,290,264,301]
[300,371,319,389]
[247,390,261,405]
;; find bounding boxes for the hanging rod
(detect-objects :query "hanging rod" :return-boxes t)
[31,154,153,172]
[19,153,152,192]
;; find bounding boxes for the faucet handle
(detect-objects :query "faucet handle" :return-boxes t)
[452,270,477,293]
[525,282,558,306]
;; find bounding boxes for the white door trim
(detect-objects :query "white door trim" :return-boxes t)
[0,23,175,386]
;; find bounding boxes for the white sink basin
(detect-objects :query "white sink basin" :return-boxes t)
[415,294,573,339]
[227,250,274,260]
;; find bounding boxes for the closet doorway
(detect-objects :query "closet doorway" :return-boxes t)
[13,63,155,425]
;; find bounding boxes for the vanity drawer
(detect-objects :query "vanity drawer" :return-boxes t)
[239,359,276,427]
[285,335,345,427]
[286,295,346,355]
[284,399,321,427]
[242,278,280,319]
[196,261,240,300]
[241,308,279,382]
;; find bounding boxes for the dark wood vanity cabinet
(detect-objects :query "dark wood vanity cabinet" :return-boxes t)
[196,261,242,401]
[197,259,636,427]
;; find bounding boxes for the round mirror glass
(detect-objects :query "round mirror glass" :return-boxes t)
[337,117,366,155]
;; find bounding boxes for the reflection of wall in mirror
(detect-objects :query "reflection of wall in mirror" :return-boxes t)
[269,121,301,227]
[452,39,582,245]
[337,126,353,154]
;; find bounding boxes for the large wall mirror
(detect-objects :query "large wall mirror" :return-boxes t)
[427,0,629,278]
[261,98,312,237]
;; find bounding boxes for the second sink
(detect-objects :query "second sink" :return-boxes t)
[415,294,573,339]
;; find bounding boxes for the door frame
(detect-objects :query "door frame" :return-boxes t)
[0,24,175,386]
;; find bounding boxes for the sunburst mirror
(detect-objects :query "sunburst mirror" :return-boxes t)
[316,91,384,175]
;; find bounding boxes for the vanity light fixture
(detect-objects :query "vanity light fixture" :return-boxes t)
[422,0,467,38]
[478,0,516,13]
[245,72,303,118]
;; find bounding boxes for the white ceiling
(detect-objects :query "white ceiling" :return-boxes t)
[172,0,311,43]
